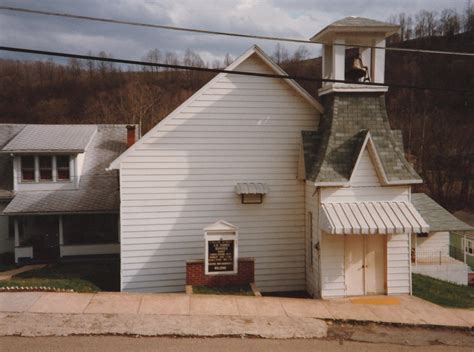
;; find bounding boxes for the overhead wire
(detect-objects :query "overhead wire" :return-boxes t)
[0,46,470,93]
[1,6,474,57]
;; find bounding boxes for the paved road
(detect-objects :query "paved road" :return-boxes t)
[1,336,473,352]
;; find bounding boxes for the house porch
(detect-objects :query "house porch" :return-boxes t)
[13,213,119,263]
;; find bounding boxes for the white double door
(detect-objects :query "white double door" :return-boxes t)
[344,235,386,296]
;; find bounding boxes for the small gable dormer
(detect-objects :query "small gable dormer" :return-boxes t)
[1,125,97,191]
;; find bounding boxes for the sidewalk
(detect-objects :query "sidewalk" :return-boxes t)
[0,292,472,337]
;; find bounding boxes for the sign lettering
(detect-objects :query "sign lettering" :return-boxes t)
[207,239,235,273]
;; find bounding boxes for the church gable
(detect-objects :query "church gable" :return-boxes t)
[109,45,321,169]
[350,147,382,187]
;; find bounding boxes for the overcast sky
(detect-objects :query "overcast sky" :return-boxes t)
[0,0,468,64]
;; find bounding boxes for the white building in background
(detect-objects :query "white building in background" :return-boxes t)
[109,17,472,296]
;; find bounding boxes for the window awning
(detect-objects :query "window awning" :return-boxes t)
[235,182,267,195]
[320,201,429,235]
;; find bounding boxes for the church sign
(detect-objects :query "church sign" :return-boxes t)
[204,221,238,275]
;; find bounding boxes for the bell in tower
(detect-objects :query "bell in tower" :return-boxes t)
[345,49,370,82]
[310,16,399,96]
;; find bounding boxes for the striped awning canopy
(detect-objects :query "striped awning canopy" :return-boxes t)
[321,201,429,235]
[235,182,267,195]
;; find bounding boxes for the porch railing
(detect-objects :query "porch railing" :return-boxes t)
[413,249,454,265]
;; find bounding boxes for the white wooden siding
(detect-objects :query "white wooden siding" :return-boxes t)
[119,54,320,292]
[350,149,381,186]
[387,233,411,294]
[415,231,449,255]
[320,232,345,297]
[305,181,320,296]
[60,243,119,257]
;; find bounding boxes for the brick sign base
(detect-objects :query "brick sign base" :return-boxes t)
[186,257,255,286]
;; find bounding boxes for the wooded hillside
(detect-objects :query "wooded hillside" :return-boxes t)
[0,32,472,211]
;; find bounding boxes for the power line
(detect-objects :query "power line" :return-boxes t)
[1,6,474,57]
[0,46,470,93]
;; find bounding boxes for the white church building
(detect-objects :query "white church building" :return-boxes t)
[109,17,472,297]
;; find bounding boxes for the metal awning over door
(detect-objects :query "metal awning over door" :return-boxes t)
[321,201,429,235]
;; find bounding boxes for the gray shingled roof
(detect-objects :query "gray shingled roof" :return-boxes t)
[311,16,399,42]
[329,17,398,28]
[2,125,133,214]
[412,193,474,232]
[2,125,97,152]
[303,93,421,184]
[0,124,25,199]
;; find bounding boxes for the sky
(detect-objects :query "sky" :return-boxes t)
[0,0,468,64]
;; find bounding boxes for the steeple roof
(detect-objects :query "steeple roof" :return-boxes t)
[302,93,421,186]
[311,16,399,43]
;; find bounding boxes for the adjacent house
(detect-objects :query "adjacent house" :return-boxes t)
[411,194,473,285]
[0,124,137,263]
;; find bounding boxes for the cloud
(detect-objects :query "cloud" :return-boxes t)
[0,0,465,64]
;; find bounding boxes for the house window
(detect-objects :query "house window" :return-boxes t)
[467,239,473,254]
[56,156,70,181]
[19,155,72,183]
[241,194,263,204]
[21,156,35,181]
[39,156,53,181]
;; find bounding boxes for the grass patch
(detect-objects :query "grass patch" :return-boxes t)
[0,260,120,293]
[0,263,21,272]
[412,273,474,308]
[193,284,254,296]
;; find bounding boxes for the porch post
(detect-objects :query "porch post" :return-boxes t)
[414,234,417,265]
[463,234,467,264]
[14,217,19,247]
[117,215,121,244]
[59,216,64,245]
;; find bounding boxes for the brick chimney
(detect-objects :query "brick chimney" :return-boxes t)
[126,125,136,147]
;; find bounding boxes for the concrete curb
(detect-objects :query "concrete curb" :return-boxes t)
[0,312,328,339]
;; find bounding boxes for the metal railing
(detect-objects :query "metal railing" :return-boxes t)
[416,250,446,264]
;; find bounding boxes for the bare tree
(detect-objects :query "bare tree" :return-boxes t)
[439,9,461,36]
[97,51,115,76]
[415,10,439,37]
[211,59,221,69]
[464,0,474,31]
[291,46,310,62]
[143,48,162,73]
[272,43,289,64]
[405,15,414,39]
[223,53,234,67]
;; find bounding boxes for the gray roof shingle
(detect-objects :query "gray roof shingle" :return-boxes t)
[412,193,474,232]
[2,125,97,152]
[328,17,399,28]
[311,16,399,42]
[302,93,421,184]
[1,125,134,214]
